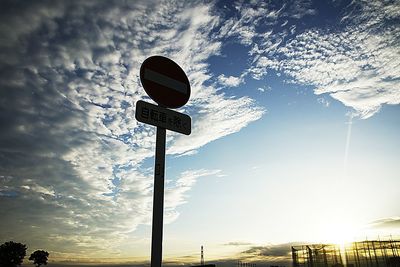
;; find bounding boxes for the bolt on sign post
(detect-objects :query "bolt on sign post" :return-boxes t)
[135,56,191,267]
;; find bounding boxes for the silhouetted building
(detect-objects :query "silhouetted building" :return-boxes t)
[292,240,400,267]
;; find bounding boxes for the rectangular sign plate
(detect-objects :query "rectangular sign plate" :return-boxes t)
[135,100,191,135]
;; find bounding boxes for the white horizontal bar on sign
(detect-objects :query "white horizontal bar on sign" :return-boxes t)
[144,68,187,94]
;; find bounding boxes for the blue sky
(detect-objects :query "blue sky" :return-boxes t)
[0,0,399,265]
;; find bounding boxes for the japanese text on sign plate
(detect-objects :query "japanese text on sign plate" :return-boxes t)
[141,106,188,131]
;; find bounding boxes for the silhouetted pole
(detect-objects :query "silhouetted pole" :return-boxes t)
[307,246,314,267]
[151,126,166,267]
[292,247,298,267]
[362,242,369,267]
[344,245,349,267]
[379,238,388,264]
[366,241,373,267]
[322,247,328,267]
[354,242,361,267]
[371,241,379,267]
[201,245,204,265]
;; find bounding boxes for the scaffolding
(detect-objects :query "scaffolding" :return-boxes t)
[292,240,400,267]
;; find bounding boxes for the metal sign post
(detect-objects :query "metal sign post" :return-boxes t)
[151,125,166,267]
[136,56,192,267]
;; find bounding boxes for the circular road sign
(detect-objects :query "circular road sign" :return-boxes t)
[140,56,191,109]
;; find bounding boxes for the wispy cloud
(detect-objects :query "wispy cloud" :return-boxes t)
[224,241,253,246]
[242,244,291,257]
[217,74,244,87]
[217,0,399,118]
[246,0,400,118]
[369,217,400,229]
[238,242,302,264]
[317,97,330,107]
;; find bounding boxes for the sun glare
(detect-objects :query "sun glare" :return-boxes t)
[319,222,360,246]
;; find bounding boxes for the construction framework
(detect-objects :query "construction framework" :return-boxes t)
[292,240,400,267]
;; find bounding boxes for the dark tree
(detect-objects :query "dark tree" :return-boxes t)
[29,250,49,267]
[0,241,27,267]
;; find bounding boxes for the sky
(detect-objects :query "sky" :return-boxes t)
[0,0,399,266]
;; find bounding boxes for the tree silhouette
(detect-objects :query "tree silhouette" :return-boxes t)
[0,241,27,267]
[29,250,49,267]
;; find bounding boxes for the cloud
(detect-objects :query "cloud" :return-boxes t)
[257,85,272,93]
[317,97,330,107]
[217,74,244,87]
[246,0,400,118]
[235,242,302,265]
[0,0,263,259]
[369,217,400,229]
[214,0,399,118]
[216,0,317,54]
[242,244,292,257]
[224,241,253,246]
[167,93,264,155]
[284,0,317,19]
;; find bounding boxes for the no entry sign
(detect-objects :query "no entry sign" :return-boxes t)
[140,56,191,109]
[136,56,192,267]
